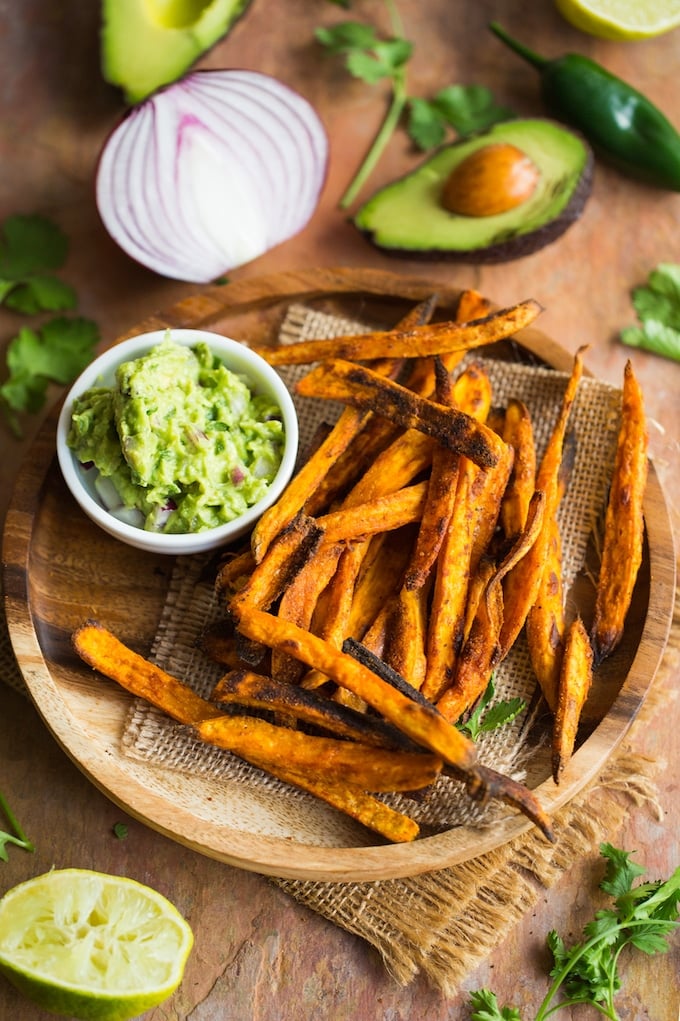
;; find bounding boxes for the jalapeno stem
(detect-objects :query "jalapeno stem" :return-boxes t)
[489,22,549,71]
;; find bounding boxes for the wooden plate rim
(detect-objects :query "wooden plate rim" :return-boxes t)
[3,267,676,881]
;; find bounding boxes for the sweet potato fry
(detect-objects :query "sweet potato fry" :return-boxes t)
[211,669,414,749]
[215,549,256,601]
[231,605,479,771]
[590,359,648,665]
[317,482,428,542]
[436,565,504,725]
[405,363,493,591]
[500,398,536,539]
[251,299,542,365]
[245,761,421,842]
[227,513,323,617]
[197,621,244,670]
[344,638,554,841]
[499,348,585,661]
[420,459,477,702]
[72,621,223,726]
[251,298,438,559]
[196,714,442,793]
[552,616,593,783]
[525,513,565,713]
[296,359,505,469]
[400,289,493,398]
[437,492,545,723]
[382,586,429,692]
[271,540,346,684]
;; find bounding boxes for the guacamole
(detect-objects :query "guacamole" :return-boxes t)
[67,337,285,533]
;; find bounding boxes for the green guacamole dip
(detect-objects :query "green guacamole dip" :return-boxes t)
[67,337,285,533]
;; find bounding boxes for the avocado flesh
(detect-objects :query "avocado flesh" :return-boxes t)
[101,0,254,104]
[354,120,593,263]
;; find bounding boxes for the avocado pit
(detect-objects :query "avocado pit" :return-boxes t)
[441,143,541,218]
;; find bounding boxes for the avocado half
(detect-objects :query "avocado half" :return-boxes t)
[353,119,594,263]
[101,0,254,104]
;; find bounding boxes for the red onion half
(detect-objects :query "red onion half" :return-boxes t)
[96,70,329,283]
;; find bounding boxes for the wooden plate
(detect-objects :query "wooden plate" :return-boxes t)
[3,268,676,881]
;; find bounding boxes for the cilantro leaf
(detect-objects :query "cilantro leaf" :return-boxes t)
[469,844,680,1021]
[469,990,522,1021]
[0,214,69,278]
[315,4,515,207]
[426,84,514,138]
[4,274,77,315]
[621,263,680,361]
[0,214,77,315]
[457,678,526,740]
[1,316,99,435]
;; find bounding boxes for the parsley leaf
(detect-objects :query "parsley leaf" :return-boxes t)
[0,790,35,862]
[0,214,76,314]
[468,843,680,1021]
[621,262,680,361]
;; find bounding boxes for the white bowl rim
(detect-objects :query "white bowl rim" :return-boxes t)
[56,329,299,555]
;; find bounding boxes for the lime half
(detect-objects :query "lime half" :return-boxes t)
[555,0,680,39]
[0,869,193,1020]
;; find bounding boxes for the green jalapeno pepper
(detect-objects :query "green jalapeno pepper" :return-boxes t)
[490,22,680,191]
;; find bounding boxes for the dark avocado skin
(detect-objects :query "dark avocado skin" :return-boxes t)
[353,119,594,264]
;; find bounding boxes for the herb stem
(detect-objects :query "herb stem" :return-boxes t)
[0,790,35,855]
[339,70,407,209]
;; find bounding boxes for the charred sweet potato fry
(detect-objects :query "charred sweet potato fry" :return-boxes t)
[72,621,223,726]
[230,605,479,771]
[251,298,437,558]
[251,299,542,366]
[405,363,492,591]
[296,358,505,469]
[227,513,323,616]
[196,714,442,793]
[552,616,593,783]
[590,360,648,665]
[211,669,413,749]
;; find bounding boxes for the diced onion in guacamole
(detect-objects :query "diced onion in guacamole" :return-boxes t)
[67,337,285,533]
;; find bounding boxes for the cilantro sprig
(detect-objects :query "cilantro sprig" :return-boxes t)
[621,262,680,362]
[469,843,680,1021]
[456,678,526,741]
[316,1,513,208]
[0,790,35,862]
[0,214,100,436]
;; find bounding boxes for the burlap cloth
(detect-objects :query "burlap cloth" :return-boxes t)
[1,304,677,994]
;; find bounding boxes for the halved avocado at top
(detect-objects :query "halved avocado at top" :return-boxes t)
[102,0,254,105]
[353,119,594,263]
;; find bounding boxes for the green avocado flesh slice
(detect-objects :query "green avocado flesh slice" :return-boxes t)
[101,0,254,104]
[353,119,593,263]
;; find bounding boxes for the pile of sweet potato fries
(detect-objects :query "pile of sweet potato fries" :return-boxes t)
[73,289,648,845]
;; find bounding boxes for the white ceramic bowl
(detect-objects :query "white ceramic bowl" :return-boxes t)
[56,329,298,555]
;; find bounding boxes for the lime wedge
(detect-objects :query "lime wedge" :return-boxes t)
[555,0,680,39]
[0,869,193,1020]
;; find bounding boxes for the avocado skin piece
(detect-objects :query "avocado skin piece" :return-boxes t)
[353,119,594,264]
[102,0,254,105]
